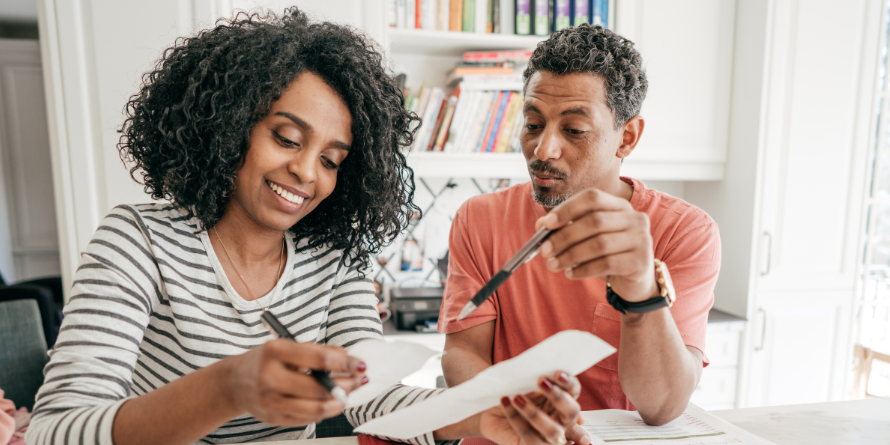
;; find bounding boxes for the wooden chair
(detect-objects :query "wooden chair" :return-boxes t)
[850,344,890,399]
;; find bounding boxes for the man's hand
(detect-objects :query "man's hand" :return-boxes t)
[479,372,591,445]
[535,188,658,303]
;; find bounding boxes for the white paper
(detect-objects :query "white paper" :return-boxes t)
[355,330,616,439]
[582,403,776,445]
[345,339,438,407]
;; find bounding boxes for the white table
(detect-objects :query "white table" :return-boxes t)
[251,399,890,445]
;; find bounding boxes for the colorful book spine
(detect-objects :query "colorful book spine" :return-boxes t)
[433,95,458,151]
[415,88,444,152]
[494,93,522,152]
[464,50,533,62]
[462,0,475,31]
[425,96,448,151]
[476,91,502,151]
[485,92,511,152]
[465,92,493,152]
[487,0,496,33]
[573,0,589,26]
[416,0,423,29]
[516,0,531,35]
[449,0,463,31]
[533,0,549,36]
[553,0,570,31]
[593,0,607,27]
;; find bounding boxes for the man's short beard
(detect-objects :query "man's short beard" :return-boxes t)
[532,186,572,208]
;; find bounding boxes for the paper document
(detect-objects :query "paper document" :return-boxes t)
[581,404,776,444]
[355,330,616,439]
[345,339,437,407]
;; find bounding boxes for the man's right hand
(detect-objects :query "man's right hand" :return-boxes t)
[223,339,367,426]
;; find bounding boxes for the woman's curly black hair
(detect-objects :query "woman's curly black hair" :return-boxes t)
[118,7,421,272]
[523,24,648,129]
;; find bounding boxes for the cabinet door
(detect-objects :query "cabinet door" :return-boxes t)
[613,0,735,165]
[743,290,853,407]
[755,0,879,291]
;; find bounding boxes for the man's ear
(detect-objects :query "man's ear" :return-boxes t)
[615,115,645,159]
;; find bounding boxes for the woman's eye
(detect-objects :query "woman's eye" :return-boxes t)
[322,157,341,171]
[272,131,299,147]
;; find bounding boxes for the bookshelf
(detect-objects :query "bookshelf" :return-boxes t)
[386,28,545,56]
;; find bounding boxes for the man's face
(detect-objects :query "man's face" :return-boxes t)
[520,71,625,207]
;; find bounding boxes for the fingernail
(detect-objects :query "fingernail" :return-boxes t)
[357,362,367,372]
[540,241,552,256]
[513,395,527,408]
[501,396,511,407]
[565,267,573,278]
[540,378,553,391]
[558,372,570,383]
[548,257,559,270]
[361,376,369,385]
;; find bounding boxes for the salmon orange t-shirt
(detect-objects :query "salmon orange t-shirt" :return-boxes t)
[438,177,721,411]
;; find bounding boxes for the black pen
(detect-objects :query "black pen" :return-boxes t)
[260,310,349,404]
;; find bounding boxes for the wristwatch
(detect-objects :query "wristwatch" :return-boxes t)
[606,259,676,314]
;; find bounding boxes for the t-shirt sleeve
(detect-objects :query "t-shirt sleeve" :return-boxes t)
[26,205,158,445]
[324,261,384,348]
[437,201,497,334]
[662,221,721,365]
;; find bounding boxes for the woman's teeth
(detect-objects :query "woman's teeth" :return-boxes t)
[267,181,305,205]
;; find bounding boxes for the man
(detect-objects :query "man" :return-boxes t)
[438,24,720,426]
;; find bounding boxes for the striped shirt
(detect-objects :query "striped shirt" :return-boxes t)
[26,204,450,445]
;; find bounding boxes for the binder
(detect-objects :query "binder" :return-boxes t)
[532,0,549,36]
[553,0,570,31]
[462,0,475,31]
[572,0,589,26]
[516,0,531,35]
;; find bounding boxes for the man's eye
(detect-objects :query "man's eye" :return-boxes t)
[526,124,543,131]
[566,129,586,135]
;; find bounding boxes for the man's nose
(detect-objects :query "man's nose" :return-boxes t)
[534,127,562,162]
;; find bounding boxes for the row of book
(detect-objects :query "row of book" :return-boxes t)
[385,0,610,36]
[406,83,525,154]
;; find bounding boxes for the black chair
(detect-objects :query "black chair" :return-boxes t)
[0,299,49,411]
[315,413,358,438]
[0,273,64,347]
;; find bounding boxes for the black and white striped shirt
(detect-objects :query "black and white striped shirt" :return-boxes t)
[26,204,447,445]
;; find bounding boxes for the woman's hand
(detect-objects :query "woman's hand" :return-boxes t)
[222,339,367,426]
[479,371,590,445]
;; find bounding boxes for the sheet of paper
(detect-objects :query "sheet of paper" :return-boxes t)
[581,404,776,445]
[345,339,438,407]
[354,330,616,439]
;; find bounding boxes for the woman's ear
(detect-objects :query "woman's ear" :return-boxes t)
[615,115,645,159]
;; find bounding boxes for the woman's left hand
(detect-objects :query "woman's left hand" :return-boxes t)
[479,371,591,445]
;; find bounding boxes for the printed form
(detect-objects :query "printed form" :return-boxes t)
[581,404,775,444]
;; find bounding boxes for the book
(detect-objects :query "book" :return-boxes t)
[487,0,495,32]
[445,90,476,152]
[407,0,416,28]
[397,0,407,28]
[475,91,502,151]
[449,0,463,31]
[572,0,588,25]
[499,0,515,34]
[425,96,448,151]
[432,95,458,151]
[475,0,488,34]
[422,0,436,29]
[437,0,450,30]
[413,80,429,114]
[453,65,515,76]
[464,49,533,63]
[484,91,511,152]
[533,0,549,36]
[516,0,531,35]
[386,0,398,27]
[553,0,570,31]
[413,88,444,152]
[593,0,607,27]
[463,91,493,152]
[462,0,475,31]
[492,0,500,33]
[494,93,522,152]
[416,0,423,29]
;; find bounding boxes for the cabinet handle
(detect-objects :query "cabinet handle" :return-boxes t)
[754,308,767,351]
[760,231,772,276]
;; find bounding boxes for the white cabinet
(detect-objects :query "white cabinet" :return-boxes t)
[686,0,882,408]
[691,319,744,410]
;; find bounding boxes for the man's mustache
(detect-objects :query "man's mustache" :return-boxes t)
[528,160,569,180]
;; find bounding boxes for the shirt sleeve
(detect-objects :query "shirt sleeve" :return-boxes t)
[25,206,159,445]
[662,221,721,365]
[343,386,460,445]
[437,201,498,334]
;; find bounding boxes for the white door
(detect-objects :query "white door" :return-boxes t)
[744,290,854,407]
[755,0,878,292]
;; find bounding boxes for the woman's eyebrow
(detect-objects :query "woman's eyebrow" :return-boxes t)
[274,111,350,151]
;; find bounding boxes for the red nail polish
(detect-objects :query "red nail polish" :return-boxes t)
[501,396,511,407]
[361,376,369,385]
[357,362,367,372]
[513,395,527,408]
[540,378,554,391]
[558,372,570,383]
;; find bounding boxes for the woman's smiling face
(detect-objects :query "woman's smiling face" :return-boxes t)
[229,71,352,231]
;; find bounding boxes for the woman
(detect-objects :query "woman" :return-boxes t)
[26,8,589,445]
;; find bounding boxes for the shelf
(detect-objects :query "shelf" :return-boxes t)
[405,152,725,181]
[386,28,544,56]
